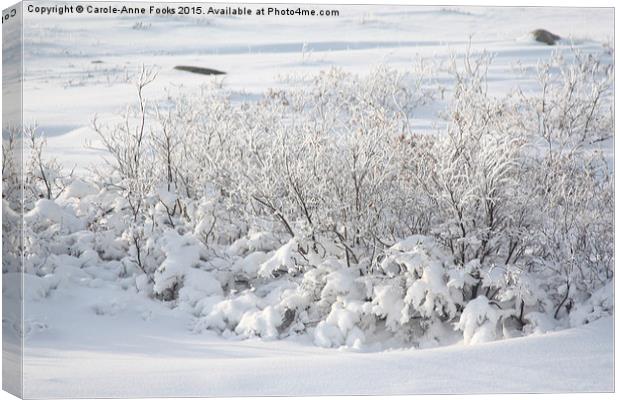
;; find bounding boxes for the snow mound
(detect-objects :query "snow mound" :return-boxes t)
[61,179,98,199]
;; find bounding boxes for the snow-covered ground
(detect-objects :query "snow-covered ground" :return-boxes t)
[9,274,614,397]
[4,4,614,397]
[20,296,616,397]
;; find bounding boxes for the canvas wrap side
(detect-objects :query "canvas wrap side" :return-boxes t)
[2,2,24,398]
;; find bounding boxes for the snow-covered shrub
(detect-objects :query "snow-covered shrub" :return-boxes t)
[235,306,283,339]
[370,236,462,345]
[314,301,367,349]
[24,199,86,233]
[24,126,70,202]
[2,126,21,206]
[394,48,613,336]
[195,292,262,334]
[400,50,528,294]
[456,295,504,345]
[569,282,613,327]
[151,230,222,302]
[2,199,22,273]
[514,50,614,321]
[9,47,613,349]
[92,66,159,221]
[257,238,309,278]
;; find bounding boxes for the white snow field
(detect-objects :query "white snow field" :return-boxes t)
[4,3,614,398]
[18,293,616,397]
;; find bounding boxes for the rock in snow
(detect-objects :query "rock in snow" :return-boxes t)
[531,28,561,45]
